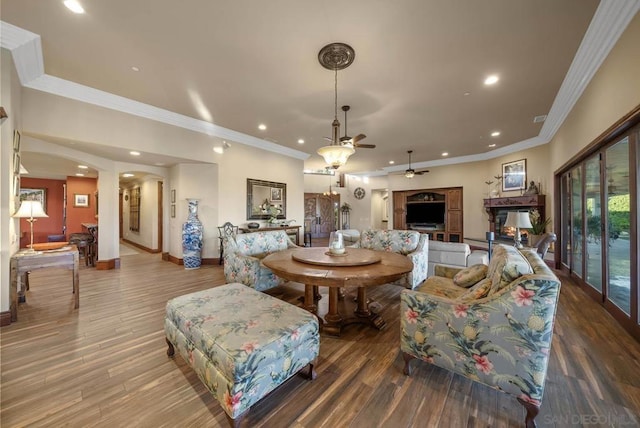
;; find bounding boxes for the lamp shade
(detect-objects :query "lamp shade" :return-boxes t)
[13,200,48,218]
[504,211,532,229]
[317,144,355,169]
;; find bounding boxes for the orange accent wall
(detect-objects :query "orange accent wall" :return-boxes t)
[19,178,66,247]
[66,176,98,235]
[18,177,98,247]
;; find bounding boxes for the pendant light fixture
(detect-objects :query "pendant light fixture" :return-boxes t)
[316,43,356,169]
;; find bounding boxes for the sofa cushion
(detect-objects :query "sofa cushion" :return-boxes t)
[487,244,533,294]
[453,264,488,288]
[428,241,471,266]
[416,276,466,299]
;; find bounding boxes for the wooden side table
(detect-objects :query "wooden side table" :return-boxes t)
[9,245,80,322]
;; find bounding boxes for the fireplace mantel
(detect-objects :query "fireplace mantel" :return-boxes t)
[483,195,545,234]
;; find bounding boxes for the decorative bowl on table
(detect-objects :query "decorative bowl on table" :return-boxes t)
[29,242,69,251]
[247,222,260,229]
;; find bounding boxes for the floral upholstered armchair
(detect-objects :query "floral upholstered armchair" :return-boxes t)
[223,230,299,292]
[400,244,561,427]
[351,229,428,289]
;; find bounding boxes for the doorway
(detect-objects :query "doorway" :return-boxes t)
[304,193,340,238]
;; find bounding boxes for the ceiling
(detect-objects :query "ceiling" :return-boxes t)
[1,0,620,177]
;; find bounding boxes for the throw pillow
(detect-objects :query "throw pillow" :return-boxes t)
[453,264,488,288]
[457,277,492,302]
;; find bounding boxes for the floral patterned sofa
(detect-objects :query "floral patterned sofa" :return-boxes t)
[400,244,561,427]
[351,229,429,289]
[223,230,299,292]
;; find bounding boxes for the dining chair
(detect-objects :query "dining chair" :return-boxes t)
[217,222,239,265]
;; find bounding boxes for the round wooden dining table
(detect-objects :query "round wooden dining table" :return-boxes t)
[262,247,413,336]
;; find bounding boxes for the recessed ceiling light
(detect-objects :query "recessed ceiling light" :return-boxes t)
[491,131,501,137]
[488,144,497,148]
[78,165,88,169]
[258,124,267,131]
[130,151,140,156]
[442,152,449,157]
[463,92,471,96]
[122,173,134,178]
[298,139,305,144]
[213,147,224,154]
[389,161,395,165]
[75,173,85,177]
[131,66,140,72]
[64,0,85,14]
[484,75,499,85]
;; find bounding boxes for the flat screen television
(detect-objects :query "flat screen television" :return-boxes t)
[406,202,445,226]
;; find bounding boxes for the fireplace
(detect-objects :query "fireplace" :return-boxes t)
[484,195,545,243]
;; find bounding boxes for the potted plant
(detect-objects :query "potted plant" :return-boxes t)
[528,209,551,247]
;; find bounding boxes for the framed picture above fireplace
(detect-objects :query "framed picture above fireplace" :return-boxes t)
[502,159,526,192]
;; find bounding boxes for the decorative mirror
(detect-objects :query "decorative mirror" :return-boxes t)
[247,179,286,220]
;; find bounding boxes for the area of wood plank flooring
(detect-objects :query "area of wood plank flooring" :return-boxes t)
[1,248,639,427]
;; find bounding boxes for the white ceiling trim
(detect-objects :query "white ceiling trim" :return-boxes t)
[0,21,44,85]
[0,23,309,162]
[540,0,640,140]
[23,74,309,161]
[1,0,637,172]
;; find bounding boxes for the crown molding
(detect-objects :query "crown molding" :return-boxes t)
[540,0,640,140]
[2,0,637,171]
[0,22,308,162]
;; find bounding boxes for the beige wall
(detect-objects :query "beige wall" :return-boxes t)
[1,48,22,313]
[550,13,640,171]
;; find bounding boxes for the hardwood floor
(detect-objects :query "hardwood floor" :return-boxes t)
[1,251,639,427]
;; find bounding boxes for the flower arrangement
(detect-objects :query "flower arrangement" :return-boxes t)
[268,205,282,223]
[529,209,551,235]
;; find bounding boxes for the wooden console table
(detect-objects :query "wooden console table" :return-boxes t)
[239,225,301,246]
[9,246,80,322]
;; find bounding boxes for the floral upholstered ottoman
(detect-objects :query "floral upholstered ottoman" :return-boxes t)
[164,283,320,427]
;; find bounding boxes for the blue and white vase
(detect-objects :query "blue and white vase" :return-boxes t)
[182,198,203,269]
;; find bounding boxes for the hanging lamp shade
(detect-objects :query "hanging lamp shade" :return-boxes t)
[317,145,355,169]
[317,42,357,170]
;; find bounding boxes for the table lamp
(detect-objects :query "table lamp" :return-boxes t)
[504,211,532,249]
[13,200,48,253]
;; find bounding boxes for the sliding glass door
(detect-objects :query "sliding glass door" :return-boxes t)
[571,165,583,279]
[585,155,602,294]
[605,137,631,315]
[558,121,638,340]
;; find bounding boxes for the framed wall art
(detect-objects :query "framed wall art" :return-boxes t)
[502,159,526,192]
[20,188,47,213]
[270,187,282,202]
[74,193,90,207]
[13,129,20,152]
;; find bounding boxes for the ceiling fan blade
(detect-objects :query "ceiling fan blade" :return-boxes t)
[353,143,376,149]
[415,170,430,175]
[351,134,366,143]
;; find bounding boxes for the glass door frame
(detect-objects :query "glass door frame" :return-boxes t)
[554,108,639,341]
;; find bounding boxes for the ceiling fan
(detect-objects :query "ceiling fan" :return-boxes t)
[402,150,429,178]
[339,105,375,149]
[325,105,375,149]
